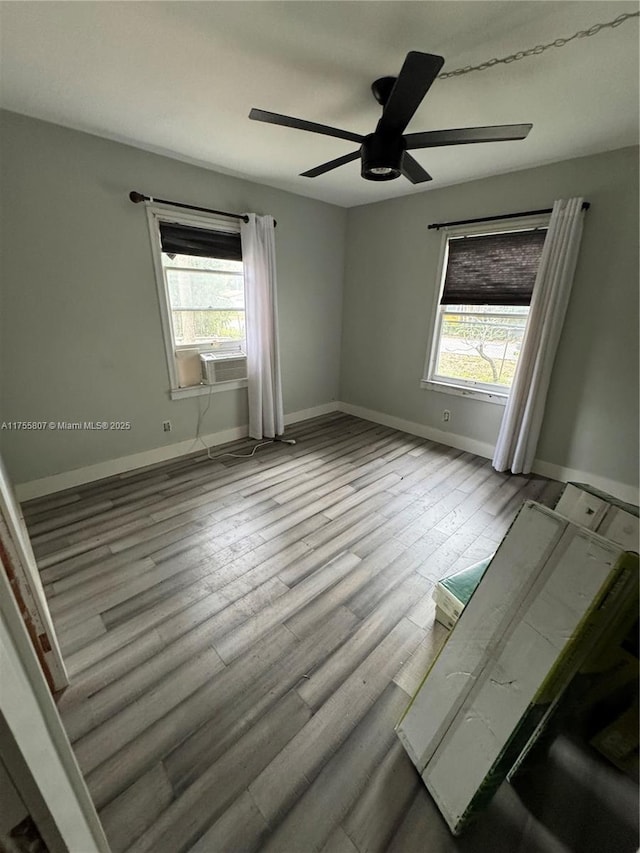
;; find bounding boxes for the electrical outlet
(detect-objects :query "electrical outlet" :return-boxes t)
[162,420,172,432]
[442,410,451,423]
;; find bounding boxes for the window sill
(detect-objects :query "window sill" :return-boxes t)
[169,379,248,400]
[420,379,508,406]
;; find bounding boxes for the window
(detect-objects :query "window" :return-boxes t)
[146,207,247,398]
[423,218,548,402]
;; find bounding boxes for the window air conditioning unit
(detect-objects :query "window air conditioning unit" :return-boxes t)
[200,352,247,385]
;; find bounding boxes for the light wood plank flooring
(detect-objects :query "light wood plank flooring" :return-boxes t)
[25,413,563,853]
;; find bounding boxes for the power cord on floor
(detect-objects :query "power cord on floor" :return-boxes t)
[220,440,276,459]
[215,436,297,460]
[194,383,296,460]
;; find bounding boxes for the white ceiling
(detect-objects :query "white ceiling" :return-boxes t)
[0,1,638,207]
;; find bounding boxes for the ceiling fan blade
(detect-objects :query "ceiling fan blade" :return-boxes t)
[300,150,361,178]
[401,153,432,184]
[405,124,533,149]
[378,52,444,135]
[249,108,364,144]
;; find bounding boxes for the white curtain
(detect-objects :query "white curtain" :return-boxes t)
[493,197,585,474]
[241,213,284,440]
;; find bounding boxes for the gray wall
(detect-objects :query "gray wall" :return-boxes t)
[1,111,637,493]
[0,111,346,484]
[340,146,639,491]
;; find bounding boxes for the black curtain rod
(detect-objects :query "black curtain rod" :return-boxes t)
[129,191,277,226]
[427,202,590,231]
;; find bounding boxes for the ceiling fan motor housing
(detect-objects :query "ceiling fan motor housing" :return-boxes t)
[371,76,397,106]
[361,132,405,181]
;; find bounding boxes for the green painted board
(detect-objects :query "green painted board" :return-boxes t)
[440,556,493,608]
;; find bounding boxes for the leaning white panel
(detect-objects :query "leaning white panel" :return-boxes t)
[423,531,623,831]
[396,499,637,836]
[396,501,566,772]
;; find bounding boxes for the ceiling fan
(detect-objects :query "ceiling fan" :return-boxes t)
[249,51,532,183]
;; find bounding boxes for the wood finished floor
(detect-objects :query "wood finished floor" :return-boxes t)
[25,413,564,853]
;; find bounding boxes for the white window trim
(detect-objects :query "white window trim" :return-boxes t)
[421,213,550,403]
[169,380,247,401]
[420,379,509,405]
[145,203,247,399]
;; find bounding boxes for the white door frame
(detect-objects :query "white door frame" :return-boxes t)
[0,454,67,692]
[0,552,110,852]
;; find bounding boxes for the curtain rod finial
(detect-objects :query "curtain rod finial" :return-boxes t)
[129,191,147,204]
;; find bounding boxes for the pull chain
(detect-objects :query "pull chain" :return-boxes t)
[438,11,639,80]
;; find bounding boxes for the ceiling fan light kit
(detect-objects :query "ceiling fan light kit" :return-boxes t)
[249,51,533,184]
[361,133,404,181]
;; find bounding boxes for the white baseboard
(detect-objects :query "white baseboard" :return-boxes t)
[15,402,340,501]
[284,401,339,424]
[530,459,638,507]
[337,402,496,460]
[336,401,639,506]
[15,398,638,508]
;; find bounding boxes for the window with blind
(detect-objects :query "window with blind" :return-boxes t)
[146,208,248,396]
[424,221,547,399]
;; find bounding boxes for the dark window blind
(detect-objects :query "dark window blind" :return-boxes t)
[441,229,546,306]
[160,222,242,261]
